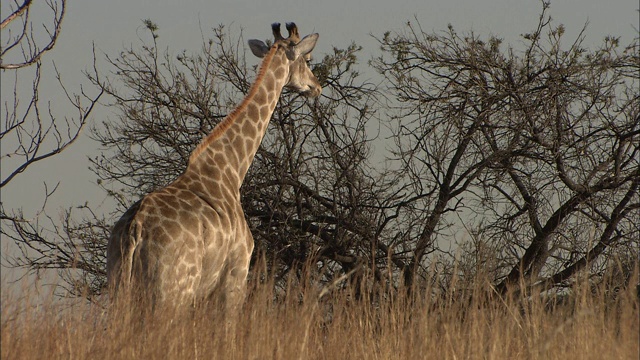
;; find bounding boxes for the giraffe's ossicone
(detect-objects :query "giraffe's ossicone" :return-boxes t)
[107,23,321,311]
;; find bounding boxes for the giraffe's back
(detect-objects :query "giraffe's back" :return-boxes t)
[106,185,235,307]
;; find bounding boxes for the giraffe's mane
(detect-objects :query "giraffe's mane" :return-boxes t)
[188,44,278,165]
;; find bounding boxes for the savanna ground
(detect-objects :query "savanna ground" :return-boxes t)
[2,263,638,360]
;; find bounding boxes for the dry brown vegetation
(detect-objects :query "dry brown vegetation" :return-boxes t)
[2,264,638,360]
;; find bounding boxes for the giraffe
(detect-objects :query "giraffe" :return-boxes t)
[106,22,321,311]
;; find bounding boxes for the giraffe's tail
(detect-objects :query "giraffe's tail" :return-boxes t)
[106,199,143,303]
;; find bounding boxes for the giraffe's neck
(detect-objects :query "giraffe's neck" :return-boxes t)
[185,46,288,193]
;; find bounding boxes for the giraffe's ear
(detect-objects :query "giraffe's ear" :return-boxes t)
[248,39,270,58]
[293,33,319,58]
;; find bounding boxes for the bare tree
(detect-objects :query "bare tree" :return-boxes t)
[1,0,102,190]
[1,0,103,295]
[1,0,63,70]
[371,2,639,293]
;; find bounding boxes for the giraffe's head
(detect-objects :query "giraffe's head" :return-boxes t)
[248,22,322,98]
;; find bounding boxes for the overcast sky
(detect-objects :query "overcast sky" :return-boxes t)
[1,0,638,287]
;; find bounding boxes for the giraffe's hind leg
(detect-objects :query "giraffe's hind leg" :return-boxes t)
[223,264,249,313]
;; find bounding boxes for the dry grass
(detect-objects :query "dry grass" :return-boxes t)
[2,271,638,360]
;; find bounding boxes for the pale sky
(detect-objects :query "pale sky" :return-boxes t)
[1,0,638,286]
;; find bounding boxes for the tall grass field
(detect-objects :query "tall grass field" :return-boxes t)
[2,268,638,359]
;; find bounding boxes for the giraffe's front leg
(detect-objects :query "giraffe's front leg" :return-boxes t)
[223,265,249,314]
[223,221,253,314]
